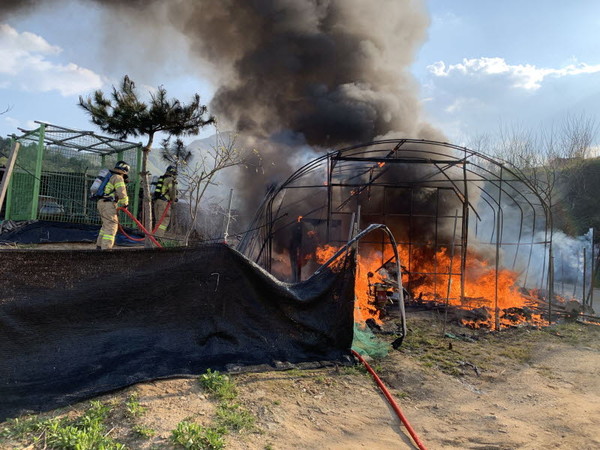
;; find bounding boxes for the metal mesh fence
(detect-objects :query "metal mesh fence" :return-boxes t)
[5,123,142,226]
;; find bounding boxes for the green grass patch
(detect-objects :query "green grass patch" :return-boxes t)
[395,390,410,399]
[198,369,238,401]
[419,352,463,376]
[187,369,258,447]
[171,420,226,450]
[497,343,533,363]
[0,415,50,441]
[341,364,368,375]
[535,365,559,380]
[125,393,147,418]
[402,324,446,352]
[0,401,125,449]
[540,322,600,347]
[215,403,255,432]
[132,424,155,438]
[159,238,182,248]
[286,368,318,378]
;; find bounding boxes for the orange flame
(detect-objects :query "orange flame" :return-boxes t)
[316,245,388,324]
[297,215,303,222]
[316,243,543,328]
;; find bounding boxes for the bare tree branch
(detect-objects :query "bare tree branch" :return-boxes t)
[176,126,261,245]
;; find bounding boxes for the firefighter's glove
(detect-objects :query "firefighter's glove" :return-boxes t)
[122,204,129,210]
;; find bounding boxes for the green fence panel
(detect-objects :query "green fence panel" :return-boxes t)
[7,123,142,226]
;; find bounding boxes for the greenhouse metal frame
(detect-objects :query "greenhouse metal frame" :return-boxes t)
[238,139,554,328]
[3,121,143,226]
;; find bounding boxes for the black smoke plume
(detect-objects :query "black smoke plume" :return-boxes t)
[1,0,445,223]
[1,0,440,144]
[169,0,441,145]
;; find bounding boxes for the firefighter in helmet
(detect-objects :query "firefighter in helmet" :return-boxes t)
[96,160,130,250]
[153,165,177,238]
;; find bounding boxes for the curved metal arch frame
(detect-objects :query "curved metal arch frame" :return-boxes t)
[241,139,553,328]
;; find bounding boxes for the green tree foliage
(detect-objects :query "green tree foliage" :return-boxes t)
[78,75,214,235]
[79,76,213,143]
[557,158,600,235]
[0,137,12,165]
[161,136,193,171]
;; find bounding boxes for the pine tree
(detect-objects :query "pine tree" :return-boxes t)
[160,137,193,173]
[79,75,214,243]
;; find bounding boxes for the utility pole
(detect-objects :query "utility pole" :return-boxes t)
[590,228,595,309]
[583,248,587,306]
[222,189,234,244]
[0,141,21,216]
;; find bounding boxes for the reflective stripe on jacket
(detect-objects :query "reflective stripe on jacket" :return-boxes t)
[103,173,129,207]
[157,174,176,201]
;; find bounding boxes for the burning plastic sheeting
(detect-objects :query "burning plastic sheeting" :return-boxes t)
[0,244,355,420]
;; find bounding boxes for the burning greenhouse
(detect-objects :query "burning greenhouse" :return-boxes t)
[238,139,556,330]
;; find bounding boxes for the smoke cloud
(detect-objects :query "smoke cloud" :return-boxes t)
[165,0,442,216]
[1,0,439,142]
[1,0,443,218]
[169,0,439,146]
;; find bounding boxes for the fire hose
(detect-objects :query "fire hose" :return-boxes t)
[117,201,172,245]
[116,206,164,248]
[351,349,428,450]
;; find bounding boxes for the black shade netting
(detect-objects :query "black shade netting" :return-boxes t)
[0,244,355,420]
[0,221,142,245]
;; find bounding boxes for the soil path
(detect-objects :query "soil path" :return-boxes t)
[1,313,599,449]
[222,322,600,450]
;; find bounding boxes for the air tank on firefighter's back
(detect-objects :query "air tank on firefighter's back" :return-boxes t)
[89,168,110,198]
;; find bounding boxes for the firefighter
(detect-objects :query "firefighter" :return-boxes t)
[153,165,177,238]
[96,160,130,250]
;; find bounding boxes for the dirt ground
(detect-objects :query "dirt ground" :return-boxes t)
[2,310,599,450]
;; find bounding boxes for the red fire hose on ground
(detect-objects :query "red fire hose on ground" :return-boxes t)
[351,349,428,450]
[117,201,172,243]
[116,206,164,248]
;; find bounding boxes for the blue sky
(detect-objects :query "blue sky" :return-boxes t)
[1,0,599,147]
[417,0,600,144]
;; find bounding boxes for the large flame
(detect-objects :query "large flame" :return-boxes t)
[317,243,544,328]
[315,245,386,324]
[405,246,544,328]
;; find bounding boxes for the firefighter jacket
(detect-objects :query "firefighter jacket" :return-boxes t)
[154,174,177,202]
[102,173,129,207]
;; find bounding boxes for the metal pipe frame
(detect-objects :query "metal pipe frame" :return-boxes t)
[238,139,551,319]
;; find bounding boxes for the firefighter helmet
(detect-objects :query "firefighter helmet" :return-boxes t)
[113,160,130,175]
[166,165,177,176]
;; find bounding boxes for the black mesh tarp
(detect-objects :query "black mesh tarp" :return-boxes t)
[0,220,142,245]
[0,244,355,420]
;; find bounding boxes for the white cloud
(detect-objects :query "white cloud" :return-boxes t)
[24,119,39,130]
[2,115,20,129]
[431,11,461,28]
[0,116,38,133]
[444,97,484,113]
[0,24,104,96]
[428,57,600,91]
[419,56,600,145]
